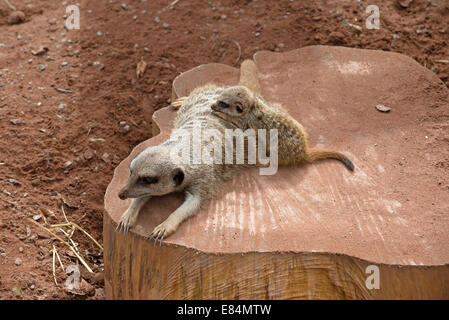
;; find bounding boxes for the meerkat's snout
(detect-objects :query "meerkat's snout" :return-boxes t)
[118,145,189,200]
[212,86,253,118]
[211,100,229,113]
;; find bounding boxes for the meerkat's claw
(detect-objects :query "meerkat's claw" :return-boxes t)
[149,219,177,244]
[149,229,165,246]
[171,96,187,109]
[159,235,165,246]
[116,207,139,235]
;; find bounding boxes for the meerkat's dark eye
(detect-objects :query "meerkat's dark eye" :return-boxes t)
[139,176,159,184]
[236,105,243,113]
[173,168,184,186]
[218,101,229,109]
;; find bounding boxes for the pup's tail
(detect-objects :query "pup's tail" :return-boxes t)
[305,148,355,171]
[239,59,261,94]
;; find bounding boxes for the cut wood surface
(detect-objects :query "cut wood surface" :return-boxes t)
[104,46,449,299]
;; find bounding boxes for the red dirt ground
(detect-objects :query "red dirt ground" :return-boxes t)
[0,0,448,300]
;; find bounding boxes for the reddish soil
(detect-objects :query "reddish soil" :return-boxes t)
[0,0,448,300]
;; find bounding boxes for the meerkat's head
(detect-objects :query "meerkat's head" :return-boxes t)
[211,86,254,123]
[118,144,187,200]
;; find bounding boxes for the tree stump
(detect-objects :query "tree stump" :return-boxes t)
[104,46,449,299]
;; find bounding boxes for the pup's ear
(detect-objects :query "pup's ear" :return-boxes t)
[172,168,185,186]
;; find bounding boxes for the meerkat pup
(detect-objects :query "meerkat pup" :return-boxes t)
[210,85,354,170]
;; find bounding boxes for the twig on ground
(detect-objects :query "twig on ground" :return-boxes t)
[52,245,58,285]
[59,227,79,253]
[54,246,64,270]
[61,204,69,223]
[50,222,103,251]
[71,222,104,251]
[223,39,242,65]
[27,218,93,273]
[3,0,16,11]
[169,0,180,8]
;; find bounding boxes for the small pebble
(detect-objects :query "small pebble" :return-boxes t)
[8,11,26,25]
[102,153,110,163]
[10,119,22,125]
[39,64,45,71]
[376,104,391,113]
[15,258,22,266]
[84,149,94,160]
[96,31,103,37]
[61,61,68,67]
[12,287,22,297]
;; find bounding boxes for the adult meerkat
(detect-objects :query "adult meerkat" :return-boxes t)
[117,83,247,242]
[210,68,354,170]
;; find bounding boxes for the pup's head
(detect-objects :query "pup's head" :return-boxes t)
[118,145,186,200]
[211,86,254,122]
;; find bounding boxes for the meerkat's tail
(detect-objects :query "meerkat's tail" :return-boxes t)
[305,148,355,171]
[239,59,261,94]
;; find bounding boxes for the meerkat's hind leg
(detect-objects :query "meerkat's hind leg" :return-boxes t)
[171,96,188,109]
[116,196,151,234]
[149,191,201,245]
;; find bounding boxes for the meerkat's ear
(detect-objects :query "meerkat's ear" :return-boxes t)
[172,168,185,186]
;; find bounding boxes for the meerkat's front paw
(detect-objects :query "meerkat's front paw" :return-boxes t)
[116,207,139,234]
[171,96,187,109]
[149,219,178,245]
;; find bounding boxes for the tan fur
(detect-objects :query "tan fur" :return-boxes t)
[117,84,247,241]
[239,59,261,94]
[211,85,354,169]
